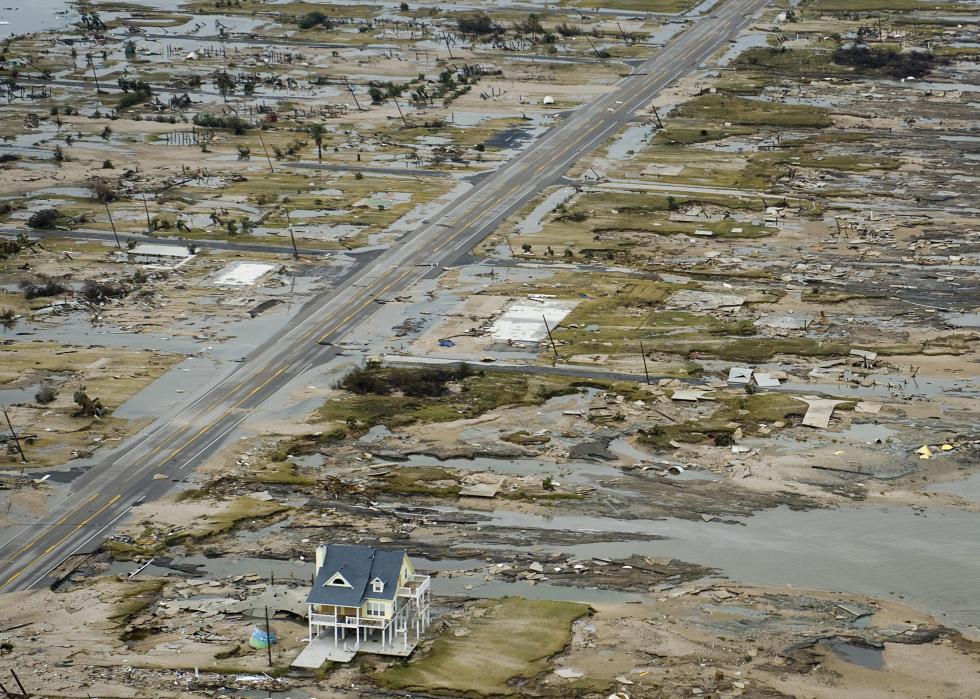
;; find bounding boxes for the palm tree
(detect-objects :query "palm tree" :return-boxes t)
[308,123,326,162]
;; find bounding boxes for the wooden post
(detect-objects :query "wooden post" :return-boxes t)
[542,315,558,361]
[256,131,274,174]
[616,22,630,45]
[343,76,363,111]
[443,33,454,60]
[584,34,603,59]
[10,668,28,697]
[283,209,299,258]
[104,203,121,249]
[264,605,273,667]
[87,54,102,93]
[141,192,152,234]
[392,97,409,127]
[651,104,663,129]
[639,339,650,385]
[2,406,26,463]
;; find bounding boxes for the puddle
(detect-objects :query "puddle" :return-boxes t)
[820,639,884,670]
[717,32,769,67]
[928,472,980,502]
[516,186,575,235]
[358,424,393,443]
[840,423,897,444]
[0,383,42,405]
[606,124,656,161]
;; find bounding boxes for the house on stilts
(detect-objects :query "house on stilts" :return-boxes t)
[292,543,431,668]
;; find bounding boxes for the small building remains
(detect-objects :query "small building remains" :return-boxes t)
[293,544,431,667]
[121,243,194,268]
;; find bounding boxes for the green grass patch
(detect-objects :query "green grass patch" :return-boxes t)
[319,367,579,431]
[674,94,833,128]
[378,597,590,696]
[713,392,809,427]
[735,47,841,74]
[809,0,969,12]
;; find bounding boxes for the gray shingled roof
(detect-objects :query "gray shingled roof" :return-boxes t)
[307,544,404,607]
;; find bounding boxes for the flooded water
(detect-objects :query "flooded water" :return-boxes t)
[441,504,980,634]
[0,0,77,36]
[928,472,980,502]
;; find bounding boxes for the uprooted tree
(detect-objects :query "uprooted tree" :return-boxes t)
[73,389,107,417]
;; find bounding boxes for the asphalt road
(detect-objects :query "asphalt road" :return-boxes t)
[0,0,770,593]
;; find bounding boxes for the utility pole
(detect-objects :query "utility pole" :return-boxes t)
[283,209,299,259]
[616,22,630,46]
[141,192,152,234]
[264,605,274,667]
[541,315,559,361]
[392,97,409,127]
[104,203,121,249]
[256,131,274,174]
[2,406,26,463]
[651,104,664,129]
[584,34,603,59]
[86,53,102,93]
[443,33,454,60]
[343,76,364,111]
[639,339,650,385]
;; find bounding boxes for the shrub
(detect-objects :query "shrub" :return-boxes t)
[35,385,57,404]
[457,13,497,35]
[193,113,250,134]
[20,277,69,299]
[832,45,945,79]
[27,208,59,229]
[81,280,128,302]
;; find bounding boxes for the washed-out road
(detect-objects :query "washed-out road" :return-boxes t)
[0,0,770,592]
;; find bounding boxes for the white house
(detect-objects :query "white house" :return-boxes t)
[293,544,431,667]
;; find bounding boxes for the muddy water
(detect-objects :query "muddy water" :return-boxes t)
[439,505,980,634]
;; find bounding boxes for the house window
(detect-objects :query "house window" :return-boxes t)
[372,579,384,593]
[365,601,386,617]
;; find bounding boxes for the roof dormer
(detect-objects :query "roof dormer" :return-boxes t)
[371,577,384,593]
[325,571,352,588]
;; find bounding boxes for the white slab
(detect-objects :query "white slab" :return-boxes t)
[213,261,276,286]
[488,298,578,342]
[727,367,753,384]
[794,396,847,429]
[754,372,781,388]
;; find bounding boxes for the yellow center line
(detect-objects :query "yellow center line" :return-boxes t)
[0,495,121,592]
[4,493,100,560]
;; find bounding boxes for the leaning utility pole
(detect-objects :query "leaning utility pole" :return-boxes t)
[639,339,651,385]
[542,315,559,361]
[141,192,152,234]
[2,406,27,463]
[104,202,122,249]
[343,76,364,111]
[256,131,275,174]
[282,209,300,259]
[392,97,409,127]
